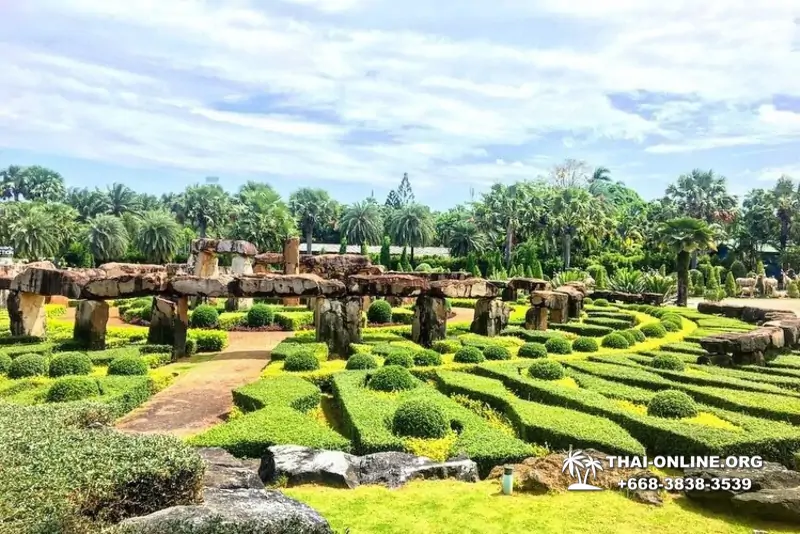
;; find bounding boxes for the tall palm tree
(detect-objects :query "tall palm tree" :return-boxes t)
[339,201,383,246]
[665,169,737,225]
[85,215,129,264]
[474,182,537,267]
[107,183,141,216]
[388,203,435,262]
[588,166,612,196]
[0,165,26,201]
[66,187,111,221]
[9,207,61,260]
[447,220,486,257]
[771,175,799,254]
[135,210,182,263]
[549,187,608,269]
[657,217,718,306]
[232,183,297,251]
[288,188,336,254]
[182,184,231,238]
[6,166,66,202]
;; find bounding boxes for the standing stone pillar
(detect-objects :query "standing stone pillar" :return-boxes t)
[148,297,189,359]
[73,300,110,350]
[315,297,362,357]
[555,286,584,320]
[173,297,189,359]
[412,295,447,347]
[7,291,46,337]
[530,291,568,326]
[283,237,301,306]
[226,254,254,312]
[525,306,548,331]
[191,250,219,307]
[470,297,510,337]
[0,289,8,309]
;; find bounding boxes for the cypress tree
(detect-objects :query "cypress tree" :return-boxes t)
[360,242,368,256]
[339,237,347,255]
[380,236,391,268]
[531,260,544,279]
[725,272,738,297]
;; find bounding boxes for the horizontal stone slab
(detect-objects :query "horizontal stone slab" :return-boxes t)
[191,238,258,256]
[346,274,430,297]
[428,278,504,298]
[300,254,383,279]
[254,252,286,265]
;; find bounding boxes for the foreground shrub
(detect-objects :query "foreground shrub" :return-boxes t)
[191,330,228,352]
[246,304,275,327]
[660,319,681,332]
[368,366,416,392]
[482,345,511,360]
[8,353,48,378]
[432,339,462,354]
[108,356,149,376]
[367,300,393,324]
[518,342,547,359]
[453,346,485,363]
[594,298,610,307]
[651,353,686,371]
[392,399,448,439]
[49,353,93,377]
[190,304,219,328]
[528,359,565,380]
[544,336,572,355]
[284,350,321,372]
[572,337,599,353]
[384,349,415,368]
[623,328,646,343]
[139,344,172,355]
[640,323,667,338]
[273,311,314,330]
[0,353,12,374]
[647,390,698,419]
[661,313,683,328]
[414,349,443,367]
[46,376,101,403]
[601,333,630,349]
[346,353,378,370]
[618,330,637,346]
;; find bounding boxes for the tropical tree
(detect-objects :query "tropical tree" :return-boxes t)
[231,185,296,252]
[0,165,26,201]
[182,184,231,238]
[665,169,737,225]
[388,203,435,262]
[447,220,487,258]
[657,217,719,307]
[289,188,336,253]
[770,176,799,254]
[85,215,129,264]
[339,201,383,246]
[106,183,141,216]
[7,207,61,260]
[135,210,182,263]
[587,166,612,196]
[473,182,538,267]
[549,187,609,269]
[66,187,111,221]
[2,166,65,202]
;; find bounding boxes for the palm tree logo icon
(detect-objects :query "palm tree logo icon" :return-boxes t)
[562,446,604,491]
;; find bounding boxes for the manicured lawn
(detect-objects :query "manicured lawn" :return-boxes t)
[286,480,797,534]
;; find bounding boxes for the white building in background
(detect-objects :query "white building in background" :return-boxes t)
[0,247,13,265]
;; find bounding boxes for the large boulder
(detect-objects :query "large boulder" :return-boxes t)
[412,295,448,347]
[470,297,510,337]
[732,488,800,523]
[357,451,479,488]
[300,254,380,279]
[315,297,363,357]
[191,239,258,257]
[428,278,503,299]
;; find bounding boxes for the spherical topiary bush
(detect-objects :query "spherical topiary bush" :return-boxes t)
[46,376,101,403]
[370,343,394,357]
[601,333,630,349]
[414,263,433,273]
[453,346,485,364]
[660,319,680,332]
[432,339,462,354]
[544,337,572,355]
[528,359,565,380]
[346,353,378,370]
[367,365,417,392]
[661,313,683,329]
[414,349,443,367]
[384,349,414,368]
[640,323,667,339]
[594,298,610,307]
[48,353,93,377]
[518,342,548,359]
[572,337,599,353]
[618,330,637,346]
[108,355,149,376]
[190,304,219,328]
[246,304,275,327]
[284,350,320,372]
[624,329,646,343]
[392,399,448,439]
[651,353,686,371]
[367,300,393,324]
[0,353,12,375]
[8,354,49,379]
[584,297,594,306]
[482,345,511,360]
[647,390,698,419]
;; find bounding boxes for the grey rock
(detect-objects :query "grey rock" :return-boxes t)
[731,487,800,524]
[198,447,264,490]
[684,461,800,501]
[260,445,361,489]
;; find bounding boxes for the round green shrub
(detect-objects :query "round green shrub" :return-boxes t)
[572,337,599,353]
[518,342,547,359]
[107,355,149,376]
[384,349,414,368]
[414,349,442,367]
[623,328,646,343]
[453,346,485,363]
[660,319,680,332]
[647,390,698,419]
[640,323,667,338]
[594,298,610,307]
[48,353,93,377]
[482,345,511,360]
[651,353,686,371]
[544,337,572,355]
[246,304,275,327]
[432,339,462,354]
[346,353,378,370]
[190,305,219,328]
[0,353,12,375]
[528,359,565,380]
[618,330,637,346]
[367,300,393,324]
[370,343,394,357]
[414,263,433,273]
[584,297,594,306]
[392,399,448,439]
[46,376,101,403]
[186,338,198,356]
[284,350,320,372]
[368,365,416,392]
[8,354,49,378]
[661,313,683,328]
[601,333,630,349]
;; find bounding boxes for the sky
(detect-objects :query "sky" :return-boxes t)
[1,0,799,209]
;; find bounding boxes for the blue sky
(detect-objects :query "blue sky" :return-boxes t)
[1,0,799,209]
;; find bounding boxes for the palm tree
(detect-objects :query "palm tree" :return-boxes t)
[388,203,435,262]
[85,215,129,264]
[182,184,231,238]
[8,207,61,260]
[771,176,799,254]
[107,183,141,216]
[665,169,737,225]
[66,187,111,221]
[339,201,383,246]
[474,182,536,267]
[232,184,297,251]
[657,217,718,306]
[135,210,182,263]
[549,187,609,269]
[588,166,612,196]
[289,188,336,254]
[447,220,486,257]
[3,166,66,202]
[0,165,26,201]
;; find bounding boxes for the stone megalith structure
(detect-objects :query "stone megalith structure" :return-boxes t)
[554,285,584,320]
[7,290,46,337]
[226,254,255,312]
[72,300,110,350]
[412,295,447,347]
[283,237,301,306]
[315,297,363,357]
[470,297,510,337]
[148,296,190,359]
[527,290,569,329]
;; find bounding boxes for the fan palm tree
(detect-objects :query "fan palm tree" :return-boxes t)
[549,187,609,269]
[587,166,612,196]
[135,210,182,263]
[85,215,129,264]
[106,183,141,216]
[232,184,297,251]
[182,184,231,238]
[447,220,487,257]
[8,207,61,260]
[388,203,435,262]
[665,169,737,225]
[473,182,537,267]
[339,200,383,246]
[771,175,799,254]
[288,188,336,254]
[0,165,27,201]
[657,217,718,306]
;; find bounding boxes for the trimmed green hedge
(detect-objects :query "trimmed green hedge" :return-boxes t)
[271,341,329,362]
[432,339,462,354]
[500,328,570,344]
[544,337,572,355]
[391,308,415,325]
[550,323,614,337]
[584,317,633,330]
[274,311,314,331]
[189,330,229,352]
[49,353,93,377]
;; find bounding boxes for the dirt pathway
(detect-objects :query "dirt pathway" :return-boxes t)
[62,306,128,327]
[450,307,475,324]
[116,330,292,437]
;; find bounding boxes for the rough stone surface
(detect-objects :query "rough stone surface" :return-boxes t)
[7,291,46,337]
[525,306,548,331]
[226,254,254,312]
[254,252,285,267]
[191,239,258,256]
[283,237,301,306]
[470,297,510,337]
[429,278,503,298]
[731,488,800,524]
[555,285,584,320]
[73,300,109,350]
[506,278,549,292]
[412,295,447,347]
[346,274,429,297]
[193,250,220,279]
[300,254,378,279]
[198,447,264,491]
[315,297,363,357]
[700,326,789,365]
[684,462,800,501]
[148,297,177,346]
